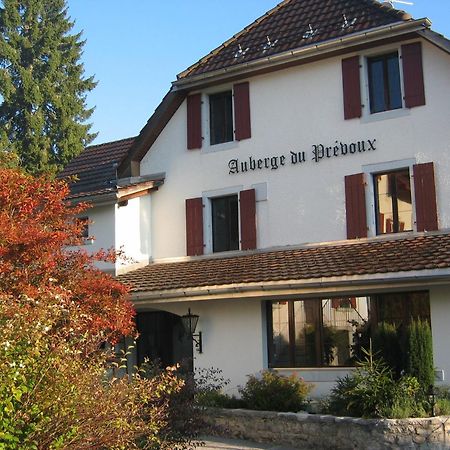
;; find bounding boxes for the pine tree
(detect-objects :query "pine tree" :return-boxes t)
[0,0,96,175]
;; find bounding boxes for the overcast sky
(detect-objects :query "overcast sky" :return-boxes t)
[66,0,450,145]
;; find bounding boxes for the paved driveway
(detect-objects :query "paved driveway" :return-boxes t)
[197,435,300,450]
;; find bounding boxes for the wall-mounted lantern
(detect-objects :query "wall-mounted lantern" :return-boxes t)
[181,309,203,353]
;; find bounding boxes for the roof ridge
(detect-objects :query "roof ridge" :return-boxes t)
[364,0,412,21]
[177,0,293,80]
[84,136,136,152]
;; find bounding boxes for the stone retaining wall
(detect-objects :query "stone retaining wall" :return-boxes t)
[203,408,450,449]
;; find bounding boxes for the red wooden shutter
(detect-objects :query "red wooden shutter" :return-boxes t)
[187,94,202,149]
[240,189,256,250]
[186,197,204,256]
[402,42,425,108]
[413,162,438,232]
[345,173,367,239]
[234,82,251,141]
[342,56,362,120]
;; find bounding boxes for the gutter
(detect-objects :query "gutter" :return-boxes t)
[131,267,450,307]
[173,19,431,90]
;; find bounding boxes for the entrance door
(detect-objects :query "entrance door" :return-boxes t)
[136,311,193,371]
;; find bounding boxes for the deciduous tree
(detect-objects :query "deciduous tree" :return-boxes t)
[0,169,197,449]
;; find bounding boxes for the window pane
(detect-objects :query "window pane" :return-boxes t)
[368,53,402,114]
[369,58,386,113]
[212,195,239,252]
[270,301,290,367]
[387,53,402,110]
[374,291,430,326]
[294,300,318,367]
[375,170,412,234]
[322,297,370,366]
[209,91,233,145]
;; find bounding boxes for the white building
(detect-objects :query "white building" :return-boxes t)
[62,0,450,396]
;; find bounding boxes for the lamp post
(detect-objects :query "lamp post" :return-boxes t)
[428,385,436,417]
[181,309,203,354]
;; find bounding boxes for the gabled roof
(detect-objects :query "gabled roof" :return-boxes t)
[60,137,136,199]
[178,0,413,80]
[118,232,450,301]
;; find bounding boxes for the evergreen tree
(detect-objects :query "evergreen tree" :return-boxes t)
[0,0,96,175]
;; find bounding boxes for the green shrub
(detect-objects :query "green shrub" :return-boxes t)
[435,399,450,416]
[238,370,312,412]
[327,349,426,418]
[406,319,434,396]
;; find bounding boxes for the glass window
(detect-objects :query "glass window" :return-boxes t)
[368,52,402,114]
[268,296,370,368]
[209,91,233,145]
[267,292,430,368]
[211,195,239,252]
[374,169,412,234]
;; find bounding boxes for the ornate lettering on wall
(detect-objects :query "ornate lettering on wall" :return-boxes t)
[228,138,377,175]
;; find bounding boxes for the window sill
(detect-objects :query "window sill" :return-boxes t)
[360,107,411,124]
[202,140,239,154]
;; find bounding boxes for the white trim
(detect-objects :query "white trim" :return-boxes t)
[201,85,238,153]
[360,44,407,121]
[202,185,243,254]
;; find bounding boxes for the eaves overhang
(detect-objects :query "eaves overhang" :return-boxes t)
[131,267,450,309]
[67,176,165,206]
[173,18,431,91]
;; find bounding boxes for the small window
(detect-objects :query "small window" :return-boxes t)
[209,91,233,145]
[211,195,239,252]
[368,52,402,114]
[374,169,412,234]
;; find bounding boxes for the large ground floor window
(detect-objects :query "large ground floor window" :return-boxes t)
[267,291,430,368]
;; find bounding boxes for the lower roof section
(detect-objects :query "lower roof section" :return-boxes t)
[117,231,450,305]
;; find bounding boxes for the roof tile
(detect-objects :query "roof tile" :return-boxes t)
[118,233,450,294]
[179,0,411,79]
[59,137,136,198]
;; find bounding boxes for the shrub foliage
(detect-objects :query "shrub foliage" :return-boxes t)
[0,169,196,449]
[238,370,312,412]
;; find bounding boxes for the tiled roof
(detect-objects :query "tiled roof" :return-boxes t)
[118,233,450,294]
[59,137,136,198]
[178,0,412,79]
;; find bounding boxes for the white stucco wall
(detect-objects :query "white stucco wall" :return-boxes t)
[141,39,450,260]
[430,286,450,386]
[115,195,152,274]
[80,204,116,273]
[150,299,266,395]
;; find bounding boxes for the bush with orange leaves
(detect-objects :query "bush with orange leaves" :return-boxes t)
[0,169,198,449]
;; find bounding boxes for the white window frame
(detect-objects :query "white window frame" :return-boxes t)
[362,158,416,237]
[360,44,411,123]
[202,84,239,153]
[202,185,243,254]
